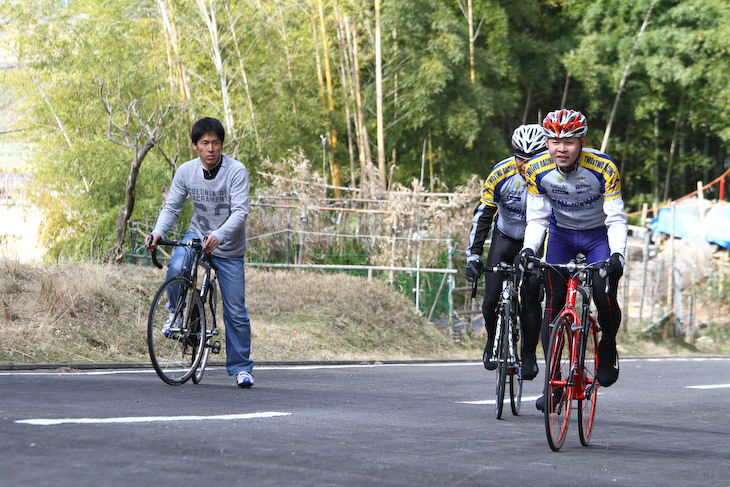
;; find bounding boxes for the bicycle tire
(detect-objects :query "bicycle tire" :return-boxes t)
[148,277,206,385]
[578,315,599,446]
[495,312,508,419]
[510,315,523,416]
[544,316,573,451]
[193,282,218,384]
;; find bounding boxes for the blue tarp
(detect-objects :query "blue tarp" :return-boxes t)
[650,202,730,249]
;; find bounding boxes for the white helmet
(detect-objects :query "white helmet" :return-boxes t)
[511,124,547,159]
[542,109,588,138]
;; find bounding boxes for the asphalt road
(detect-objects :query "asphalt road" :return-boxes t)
[1,358,729,487]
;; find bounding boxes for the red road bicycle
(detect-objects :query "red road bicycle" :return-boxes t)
[531,254,607,451]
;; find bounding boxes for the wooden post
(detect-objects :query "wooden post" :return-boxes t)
[637,228,651,325]
[622,246,631,334]
[697,180,705,241]
[447,238,456,340]
[668,201,675,318]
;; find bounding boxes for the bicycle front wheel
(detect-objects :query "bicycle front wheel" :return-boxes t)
[544,316,573,451]
[578,316,599,446]
[495,313,508,419]
[193,281,218,385]
[148,277,206,385]
[510,315,523,416]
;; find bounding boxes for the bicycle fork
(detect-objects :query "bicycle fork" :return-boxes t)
[199,271,222,355]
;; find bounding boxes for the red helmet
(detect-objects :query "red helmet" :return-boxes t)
[542,109,588,138]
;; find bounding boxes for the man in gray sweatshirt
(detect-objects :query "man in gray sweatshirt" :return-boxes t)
[147,117,254,388]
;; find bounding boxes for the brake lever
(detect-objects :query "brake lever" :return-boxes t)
[147,235,164,269]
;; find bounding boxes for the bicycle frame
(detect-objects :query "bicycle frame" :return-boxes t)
[492,266,520,370]
[537,254,605,450]
[149,238,220,385]
[553,261,598,402]
[483,261,523,418]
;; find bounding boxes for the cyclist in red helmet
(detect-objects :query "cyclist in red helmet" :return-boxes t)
[517,109,628,410]
[465,124,547,380]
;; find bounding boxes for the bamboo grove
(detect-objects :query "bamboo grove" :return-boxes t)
[2,0,730,260]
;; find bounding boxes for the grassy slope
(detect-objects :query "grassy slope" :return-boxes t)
[0,259,483,364]
[0,258,727,365]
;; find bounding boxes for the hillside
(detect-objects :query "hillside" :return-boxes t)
[0,258,482,364]
[1,258,727,366]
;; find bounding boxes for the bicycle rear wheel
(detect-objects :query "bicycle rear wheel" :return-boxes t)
[148,277,206,385]
[578,316,599,446]
[495,314,508,419]
[510,316,523,416]
[193,282,218,385]
[544,316,573,451]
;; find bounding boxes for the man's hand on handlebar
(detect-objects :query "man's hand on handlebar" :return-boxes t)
[146,233,161,252]
[599,253,625,278]
[465,259,483,283]
[203,234,219,254]
[515,248,535,273]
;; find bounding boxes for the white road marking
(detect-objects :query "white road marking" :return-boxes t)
[686,384,730,390]
[15,411,291,426]
[0,362,483,376]
[458,395,542,405]
[1,357,728,377]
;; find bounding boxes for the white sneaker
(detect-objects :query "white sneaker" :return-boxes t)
[236,371,254,388]
[162,313,183,336]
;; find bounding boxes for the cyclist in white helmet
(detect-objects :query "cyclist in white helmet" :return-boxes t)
[517,109,628,410]
[465,124,546,380]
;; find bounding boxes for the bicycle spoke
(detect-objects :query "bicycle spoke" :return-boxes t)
[544,318,573,451]
[579,317,599,446]
[148,277,205,385]
[495,315,508,419]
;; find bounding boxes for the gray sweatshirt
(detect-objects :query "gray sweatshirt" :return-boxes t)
[152,155,249,258]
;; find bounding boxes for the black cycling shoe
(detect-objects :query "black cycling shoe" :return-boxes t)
[521,354,538,380]
[535,388,564,412]
[596,345,619,387]
[482,338,496,370]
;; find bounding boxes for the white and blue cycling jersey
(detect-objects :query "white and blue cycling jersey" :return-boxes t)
[465,156,529,262]
[522,147,628,260]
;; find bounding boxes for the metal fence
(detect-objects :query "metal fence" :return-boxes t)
[127,221,730,342]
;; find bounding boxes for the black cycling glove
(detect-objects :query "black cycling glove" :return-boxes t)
[465,260,483,283]
[600,253,624,278]
[515,248,535,273]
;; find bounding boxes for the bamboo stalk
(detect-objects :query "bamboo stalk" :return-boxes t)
[335,9,356,192]
[375,0,386,190]
[195,0,235,140]
[317,0,341,195]
[601,0,656,153]
[344,16,371,193]
[226,3,262,160]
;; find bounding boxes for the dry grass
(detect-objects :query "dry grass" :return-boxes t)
[0,258,159,363]
[0,258,481,364]
[1,257,727,366]
[247,269,476,360]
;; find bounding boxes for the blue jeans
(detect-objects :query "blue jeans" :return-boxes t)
[166,230,253,375]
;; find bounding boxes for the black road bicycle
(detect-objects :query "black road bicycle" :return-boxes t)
[473,262,524,419]
[147,238,221,385]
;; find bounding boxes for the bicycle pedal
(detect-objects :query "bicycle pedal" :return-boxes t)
[211,340,221,354]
